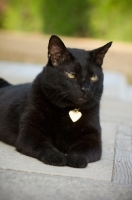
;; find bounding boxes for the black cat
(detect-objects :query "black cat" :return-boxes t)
[0,35,112,168]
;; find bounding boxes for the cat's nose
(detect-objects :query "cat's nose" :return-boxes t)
[81,86,90,100]
[81,87,89,93]
[81,83,90,93]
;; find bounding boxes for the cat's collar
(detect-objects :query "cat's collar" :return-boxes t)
[69,109,82,122]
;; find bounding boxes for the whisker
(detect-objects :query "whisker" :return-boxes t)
[44,88,71,106]
[45,90,66,100]
[56,93,69,105]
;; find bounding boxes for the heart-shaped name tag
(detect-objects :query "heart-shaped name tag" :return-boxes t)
[69,109,82,122]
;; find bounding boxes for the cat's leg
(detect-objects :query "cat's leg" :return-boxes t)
[66,132,102,168]
[16,125,66,166]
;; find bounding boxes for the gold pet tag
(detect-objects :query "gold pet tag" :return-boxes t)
[69,109,82,122]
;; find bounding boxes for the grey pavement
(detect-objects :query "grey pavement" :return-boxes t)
[1,169,132,200]
[0,61,132,200]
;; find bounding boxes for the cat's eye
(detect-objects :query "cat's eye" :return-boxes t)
[91,75,98,82]
[65,72,75,79]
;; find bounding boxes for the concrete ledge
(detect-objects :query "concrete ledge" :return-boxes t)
[0,122,116,182]
[0,169,132,200]
[0,61,132,199]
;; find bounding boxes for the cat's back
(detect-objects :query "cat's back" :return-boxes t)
[0,83,31,145]
[0,83,31,108]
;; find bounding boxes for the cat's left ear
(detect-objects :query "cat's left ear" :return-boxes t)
[48,35,70,67]
[90,42,112,66]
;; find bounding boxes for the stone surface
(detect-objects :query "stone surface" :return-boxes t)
[112,125,132,186]
[0,169,132,200]
[0,122,116,181]
[0,61,132,200]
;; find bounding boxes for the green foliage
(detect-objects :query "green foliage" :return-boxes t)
[43,0,90,36]
[0,0,132,41]
[2,0,44,32]
[88,0,132,41]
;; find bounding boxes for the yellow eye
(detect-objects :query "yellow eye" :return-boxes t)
[65,72,75,79]
[91,75,98,82]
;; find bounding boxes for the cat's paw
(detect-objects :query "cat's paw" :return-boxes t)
[42,150,66,166]
[67,153,88,168]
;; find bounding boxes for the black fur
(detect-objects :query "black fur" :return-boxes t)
[0,78,11,88]
[0,35,112,168]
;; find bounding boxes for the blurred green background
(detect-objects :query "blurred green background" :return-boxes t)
[0,0,132,41]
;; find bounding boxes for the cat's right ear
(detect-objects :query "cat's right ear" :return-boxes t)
[48,35,70,67]
[90,42,112,66]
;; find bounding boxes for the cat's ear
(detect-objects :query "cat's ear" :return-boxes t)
[48,35,70,67]
[90,42,112,66]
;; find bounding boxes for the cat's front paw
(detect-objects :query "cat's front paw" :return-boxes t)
[67,153,88,168]
[42,150,66,166]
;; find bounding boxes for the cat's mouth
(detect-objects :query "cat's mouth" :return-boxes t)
[76,97,87,105]
[75,93,94,105]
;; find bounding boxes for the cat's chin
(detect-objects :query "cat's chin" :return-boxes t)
[55,99,87,108]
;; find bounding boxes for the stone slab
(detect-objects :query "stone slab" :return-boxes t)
[0,169,132,200]
[0,122,116,182]
[112,125,132,186]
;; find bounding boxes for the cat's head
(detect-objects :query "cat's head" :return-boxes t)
[42,35,112,109]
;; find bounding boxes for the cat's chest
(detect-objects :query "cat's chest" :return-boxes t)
[38,99,87,130]
[51,109,87,152]
[57,109,86,130]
